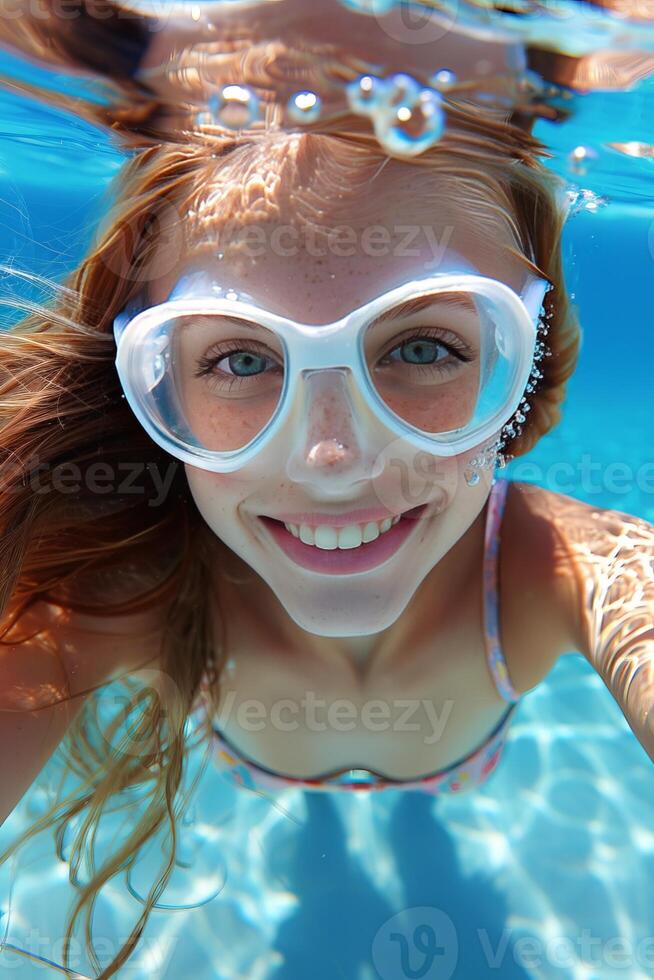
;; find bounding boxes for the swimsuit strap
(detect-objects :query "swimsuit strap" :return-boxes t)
[483,478,521,704]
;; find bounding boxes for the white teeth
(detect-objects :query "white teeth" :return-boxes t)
[314,526,338,550]
[337,525,363,550]
[298,524,313,544]
[283,514,402,550]
[362,521,380,543]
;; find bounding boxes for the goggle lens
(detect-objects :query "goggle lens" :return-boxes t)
[133,288,519,454]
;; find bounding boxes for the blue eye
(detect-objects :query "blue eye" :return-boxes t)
[379,328,474,373]
[391,337,448,365]
[223,351,270,376]
[194,340,283,392]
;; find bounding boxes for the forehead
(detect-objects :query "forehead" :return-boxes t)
[147,147,531,321]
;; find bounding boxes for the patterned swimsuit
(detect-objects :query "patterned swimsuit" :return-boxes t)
[201,478,521,795]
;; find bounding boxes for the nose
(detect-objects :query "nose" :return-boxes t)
[284,369,385,493]
[306,438,354,467]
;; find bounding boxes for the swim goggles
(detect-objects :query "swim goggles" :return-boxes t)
[113,266,549,473]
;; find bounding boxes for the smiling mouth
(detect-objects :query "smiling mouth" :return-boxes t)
[260,503,428,553]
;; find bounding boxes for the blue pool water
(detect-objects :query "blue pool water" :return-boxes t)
[1,14,654,979]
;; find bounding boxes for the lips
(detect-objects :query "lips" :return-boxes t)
[258,503,428,575]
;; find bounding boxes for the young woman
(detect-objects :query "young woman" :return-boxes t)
[1,2,653,977]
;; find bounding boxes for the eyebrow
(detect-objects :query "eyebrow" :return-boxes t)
[185,292,478,329]
[190,313,261,331]
[369,293,479,328]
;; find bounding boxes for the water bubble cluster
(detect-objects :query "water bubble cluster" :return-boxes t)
[346,71,445,156]
[565,186,609,216]
[199,71,447,153]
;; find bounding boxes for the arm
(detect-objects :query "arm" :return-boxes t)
[0,605,78,826]
[0,600,163,825]
[560,494,654,765]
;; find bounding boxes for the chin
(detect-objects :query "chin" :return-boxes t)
[260,567,424,637]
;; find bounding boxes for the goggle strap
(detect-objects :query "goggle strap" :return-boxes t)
[521,277,550,322]
[113,293,146,345]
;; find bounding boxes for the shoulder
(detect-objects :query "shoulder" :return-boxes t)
[45,550,181,692]
[503,481,654,659]
[498,481,589,690]
[0,596,166,710]
[58,600,167,697]
[502,480,582,607]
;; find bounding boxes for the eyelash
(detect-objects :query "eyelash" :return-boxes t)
[194,340,281,392]
[378,327,476,369]
[193,327,476,390]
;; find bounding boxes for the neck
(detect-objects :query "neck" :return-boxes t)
[320,503,488,670]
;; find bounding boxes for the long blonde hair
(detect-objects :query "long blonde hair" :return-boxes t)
[0,7,580,976]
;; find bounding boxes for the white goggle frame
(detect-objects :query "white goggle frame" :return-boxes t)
[114,271,549,473]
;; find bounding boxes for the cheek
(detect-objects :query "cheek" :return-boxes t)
[375,449,475,512]
[184,466,247,525]
[418,452,493,525]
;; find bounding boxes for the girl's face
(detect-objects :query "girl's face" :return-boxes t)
[148,149,532,637]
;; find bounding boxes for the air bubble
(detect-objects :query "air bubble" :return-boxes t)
[287,90,323,124]
[346,74,389,116]
[430,69,457,89]
[567,144,599,176]
[208,83,260,130]
[348,71,445,156]
[387,72,423,108]
[374,87,445,157]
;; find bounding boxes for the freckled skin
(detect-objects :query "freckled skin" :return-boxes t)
[147,137,534,660]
